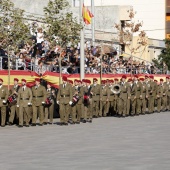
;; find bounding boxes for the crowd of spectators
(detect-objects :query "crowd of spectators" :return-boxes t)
[0,27,168,75]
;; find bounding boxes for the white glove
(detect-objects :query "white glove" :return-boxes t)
[42,101,45,104]
[69,101,73,105]
[57,101,59,104]
[17,105,19,107]
[28,103,32,105]
[3,100,6,103]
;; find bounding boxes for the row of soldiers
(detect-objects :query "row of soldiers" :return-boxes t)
[0,78,56,127]
[57,75,170,125]
[0,74,169,127]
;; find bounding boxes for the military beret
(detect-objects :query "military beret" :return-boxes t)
[21,79,26,83]
[122,75,127,79]
[68,80,73,84]
[86,79,91,84]
[62,76,67,81]
[139,78,144,81]
[35,78,40,82]
[14,78,19,82]
[128,78,132,82]
[149,75,154,79]
[93,78,98,81]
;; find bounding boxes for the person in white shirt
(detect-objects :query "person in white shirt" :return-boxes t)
[36,27,44,44]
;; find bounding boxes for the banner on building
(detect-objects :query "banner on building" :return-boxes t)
[0,70,168,88]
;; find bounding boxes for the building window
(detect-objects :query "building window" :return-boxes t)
[167,0,170,7]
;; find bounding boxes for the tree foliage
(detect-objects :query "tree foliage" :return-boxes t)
[152,39,170,69]
[44,0,82,47]
[0,0,30,51]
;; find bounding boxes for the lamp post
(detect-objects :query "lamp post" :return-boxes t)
[7,45,10,90]
[91,0,95,46]
[80,0,85,80]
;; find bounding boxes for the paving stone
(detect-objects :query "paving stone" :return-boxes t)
[0,112,170,170]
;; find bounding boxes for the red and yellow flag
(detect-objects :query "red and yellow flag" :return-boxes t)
[82,4,94,25]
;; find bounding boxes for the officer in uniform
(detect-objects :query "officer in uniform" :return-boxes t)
[126,78,131,115]
[133,75,143,115]
[100,80,110,117]
[32,78,46,126]
[17,79,32,127]
[8,78,20,125]
[81,79,87,121]
[157,79,168,112]
[139,78,148,114]
[91,78,100,118]
[118,75,130,117]
[128,78,137,116]
[145,75,153,113]
[156,79,164,113]
[44,83,56,124]
[164,76,170,111]
[68,80,75,123]
[71,79,84,124]
[148,76,157,113]
[57,76,72,125]
[114,78,119,114]
[107,79,115,116]
[83,79,92,122]
[0,78,8,127]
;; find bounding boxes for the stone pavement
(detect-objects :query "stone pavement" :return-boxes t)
[0,112,170,170]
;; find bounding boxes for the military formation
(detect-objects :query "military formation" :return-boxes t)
[0,74,169,127]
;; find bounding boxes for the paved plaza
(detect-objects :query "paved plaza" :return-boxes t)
[0,112,170,170]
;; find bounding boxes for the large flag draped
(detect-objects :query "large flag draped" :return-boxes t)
[82,4,94,25]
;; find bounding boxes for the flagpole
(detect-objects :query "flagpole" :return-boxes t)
[91,0,95,46]
[80,0,85,80]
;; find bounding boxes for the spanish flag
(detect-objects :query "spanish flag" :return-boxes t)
[82,4,94,25]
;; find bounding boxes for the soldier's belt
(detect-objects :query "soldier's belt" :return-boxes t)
[61,95,70,97]
[122,92,126,93]
[94,94,100,96]
[20,98,29,100]
[33,96,43,98]
[110,94,114,96]
[103,95,107,96]
[0,97,5,100]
